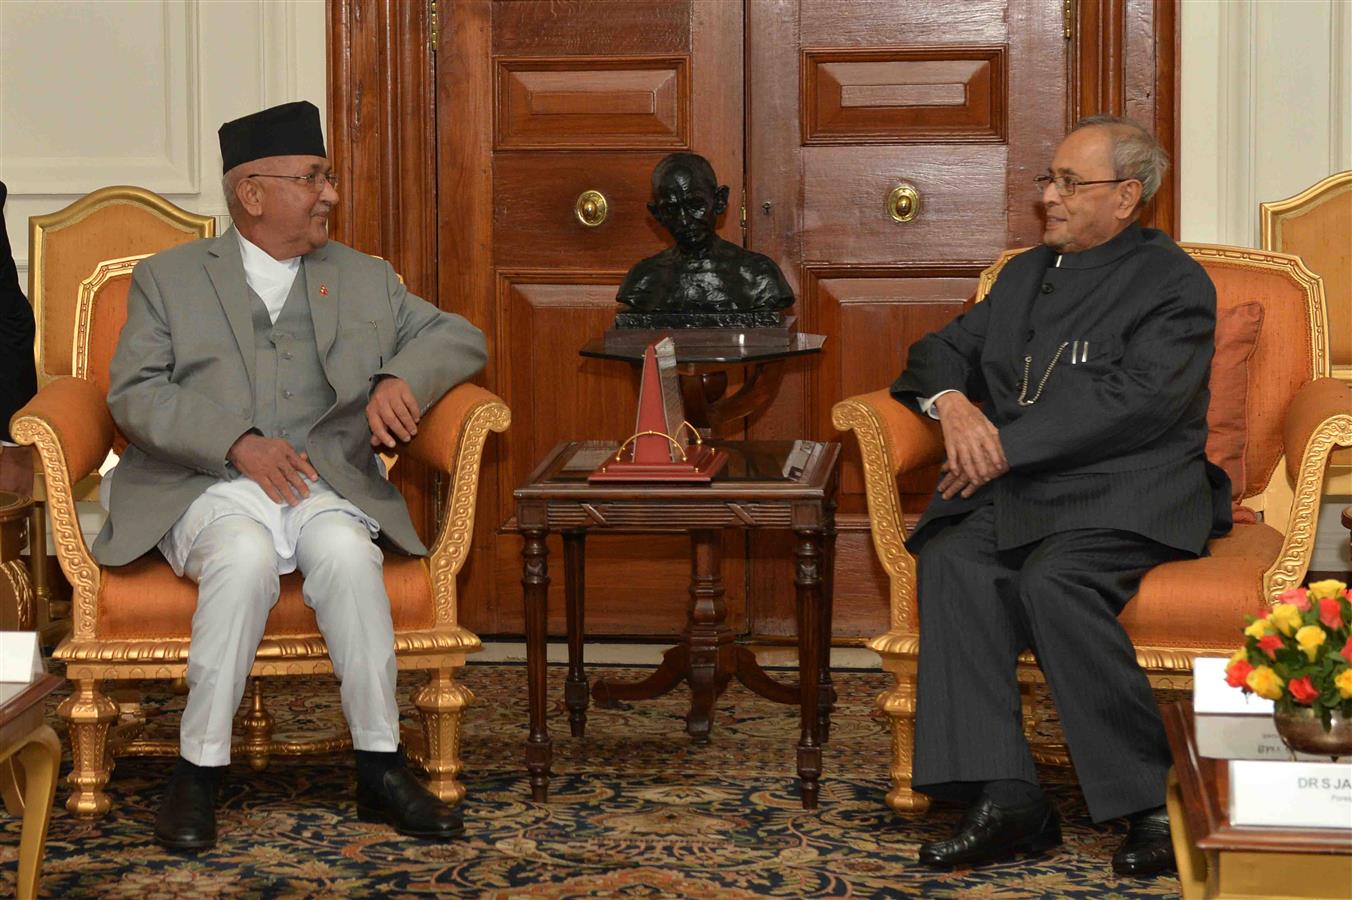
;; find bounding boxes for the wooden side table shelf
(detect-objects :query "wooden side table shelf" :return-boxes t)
[515,440,840,809]
[0,674,62,900]
[1162,702,1352,899]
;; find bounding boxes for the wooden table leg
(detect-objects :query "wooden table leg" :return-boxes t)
[794,528,824,809]
[12,724,60,900]
[817,507,837,744]
[591,528,736,744]
[521,525,552,801]
[563,531,588,738]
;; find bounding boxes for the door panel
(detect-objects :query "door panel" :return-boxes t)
[747,0,1068,643]
[442,0,744,637]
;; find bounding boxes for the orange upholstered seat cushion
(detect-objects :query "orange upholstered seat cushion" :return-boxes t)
[1122,522,1285,650]
[96,552,436,639]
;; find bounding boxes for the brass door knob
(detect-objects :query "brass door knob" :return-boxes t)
[575,190,608,227]
[887,182,921,223]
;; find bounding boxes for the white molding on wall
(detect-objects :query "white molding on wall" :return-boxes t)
[2,0,201,195]
[5,0,326,284]
[1332,0,1352,172]
[1218,0,1256,247]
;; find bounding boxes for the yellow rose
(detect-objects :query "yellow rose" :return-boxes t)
[1336,668,1352,700]
[1269,603,1304,636]
[1246,665,1285,700]
[1296,625,1326,662]
[1229,648,1248,666]
[1244,619,1273,639]
[1308,579,1348,601]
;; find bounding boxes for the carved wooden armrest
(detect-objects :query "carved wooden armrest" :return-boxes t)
[1282,377,1352,484]
[9,377,112,635]
[407,384,509,623]
[833,389,944,636]
[1262,377,1352,598]
[10,377,115,490]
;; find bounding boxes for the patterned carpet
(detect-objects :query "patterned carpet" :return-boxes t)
[1,661,1183,898]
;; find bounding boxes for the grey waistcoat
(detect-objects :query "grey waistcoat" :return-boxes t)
[248,268,334,456]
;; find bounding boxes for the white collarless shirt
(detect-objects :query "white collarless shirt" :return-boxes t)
[236,229,301,324]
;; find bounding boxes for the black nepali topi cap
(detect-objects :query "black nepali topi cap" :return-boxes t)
[218,101,326,173]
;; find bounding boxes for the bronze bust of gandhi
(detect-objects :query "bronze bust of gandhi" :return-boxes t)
[615,152,793,328]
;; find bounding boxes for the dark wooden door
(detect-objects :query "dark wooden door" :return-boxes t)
[743,0,1069,643]
[440,0,746,636]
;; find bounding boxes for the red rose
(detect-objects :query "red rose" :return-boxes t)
[1319,597,1343,630]
[1341,636,1352,665]
[1288,676,1319,706]
[1225,659,1254,689]
[1257,634,1283,658]
[1279,587,1312,611]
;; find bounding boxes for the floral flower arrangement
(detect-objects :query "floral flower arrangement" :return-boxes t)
[1225,579,1352,729]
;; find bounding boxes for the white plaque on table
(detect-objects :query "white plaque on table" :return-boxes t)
[1229,759,1352,829]
[1192,656,1274,714]
[0,631,44,684]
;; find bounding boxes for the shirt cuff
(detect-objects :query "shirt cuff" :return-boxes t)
[918,389,959,420]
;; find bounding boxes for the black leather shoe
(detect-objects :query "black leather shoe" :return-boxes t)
[1112,806,1175,877]
[154,762,220,851]
[918,796,1061,869]
[357,764,465,840]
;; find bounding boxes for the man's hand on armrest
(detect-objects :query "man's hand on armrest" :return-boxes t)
[933,392,1008,499]
[367,375,421,449]
[226,432,318,506]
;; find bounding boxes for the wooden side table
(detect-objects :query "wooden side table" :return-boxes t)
[1162,702,1352,899]
[515,440,839,808]
[0,674,62,900]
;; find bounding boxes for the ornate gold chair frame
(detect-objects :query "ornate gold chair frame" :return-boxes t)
[833,244,1352,812]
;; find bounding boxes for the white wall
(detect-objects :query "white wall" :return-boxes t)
[1181,0,1352,574]
[0,0,328,286]
[1181,0,1352,244]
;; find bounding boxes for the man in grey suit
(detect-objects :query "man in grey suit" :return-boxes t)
[890,116,1230,877]
[96,101,487,850]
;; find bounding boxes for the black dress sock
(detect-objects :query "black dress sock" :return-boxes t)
[982,778,1045,809]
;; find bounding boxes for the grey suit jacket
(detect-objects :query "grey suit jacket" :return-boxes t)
[891,224,1232,555]
[93,229,487,566]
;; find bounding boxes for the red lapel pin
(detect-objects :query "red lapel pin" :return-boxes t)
[319,284,329,296]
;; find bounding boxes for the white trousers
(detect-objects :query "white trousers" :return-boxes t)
[176,511,399,766]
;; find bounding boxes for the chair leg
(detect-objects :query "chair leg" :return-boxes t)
[412,668,473,806]
[57,679,118,816]
[878,671,930,813]
[241,678,274,771]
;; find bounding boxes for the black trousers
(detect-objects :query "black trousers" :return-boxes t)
[912,504,1188,822]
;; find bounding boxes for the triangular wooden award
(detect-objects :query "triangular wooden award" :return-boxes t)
[589,342,727,483]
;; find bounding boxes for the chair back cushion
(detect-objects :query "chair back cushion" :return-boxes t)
[1261,171,1351,372]
[1184,246,1326,500]
[29,187,214,384]
[74,257,145,455]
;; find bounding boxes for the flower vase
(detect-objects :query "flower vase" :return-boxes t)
[1273,708,1352,761]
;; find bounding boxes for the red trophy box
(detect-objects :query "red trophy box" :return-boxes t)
[589,341,727,483]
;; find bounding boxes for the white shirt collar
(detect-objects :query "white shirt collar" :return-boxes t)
[235,228,301,324]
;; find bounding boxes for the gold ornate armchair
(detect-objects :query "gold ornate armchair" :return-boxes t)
[1262,170,1352,493]
[832,244,1352,812]
[10,257,509,816]
[24,187,216,642]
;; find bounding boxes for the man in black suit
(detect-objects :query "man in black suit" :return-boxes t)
[890,116,1230,877]
[0,181,38,495]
